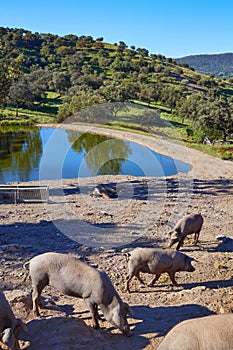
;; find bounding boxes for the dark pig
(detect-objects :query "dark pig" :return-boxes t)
[158,313,233,350]
[126,248,195,292]
[27,252,133,336]
[168,213,204,250]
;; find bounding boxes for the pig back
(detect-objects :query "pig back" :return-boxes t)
[29,252,103,298]
[177,213,203,233]
[129,248,157,264]
[128,248,188,272]
[147,249,187,273]
[158,314,233,350]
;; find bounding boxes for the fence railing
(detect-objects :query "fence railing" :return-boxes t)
[0,185,49,204]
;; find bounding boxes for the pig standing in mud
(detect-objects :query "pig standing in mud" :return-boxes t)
[158,313,233,350]
[126,248,195,292]
[0,290,28,350]
[168,213,204,250]
[26,252,133,336]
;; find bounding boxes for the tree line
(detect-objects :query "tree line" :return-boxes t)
[176,53,233,78]
[1,26,233,143]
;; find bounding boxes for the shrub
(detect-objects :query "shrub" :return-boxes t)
[221,151,233,160]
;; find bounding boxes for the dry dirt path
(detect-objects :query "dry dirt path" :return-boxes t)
[0,124,233,349]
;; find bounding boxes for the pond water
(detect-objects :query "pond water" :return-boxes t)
[0,126,191,183]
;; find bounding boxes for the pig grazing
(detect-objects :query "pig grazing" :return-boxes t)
[0,290,28,350]
[126,248,195,292]
[158,313,233,350]
[27,252,133,336]
[168,213,204,250]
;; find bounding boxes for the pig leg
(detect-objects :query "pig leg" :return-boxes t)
[94,303,103,321]
[126,270,135,292]
[169,237,179,248]
[168,271,178,286]
[148,274,161,286]
[135,271,145,285]
[31,277,48,317]
[126,267,144,292]
[193,230,200,244]
[32,287,41,317]
[126,273,144,293]
[126,278,131,293]
[176,238,184,251]
[85,300,100,329]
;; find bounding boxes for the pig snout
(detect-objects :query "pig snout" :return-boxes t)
[122,323,132,336]
[169,231,180,248]
[119,317,132,337]
[186,257,196,272]
[110,303,133,336]
[188,263,195,272]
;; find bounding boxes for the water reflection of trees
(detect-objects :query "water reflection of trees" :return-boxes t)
[0,127,42,182]
[67,131,132,175]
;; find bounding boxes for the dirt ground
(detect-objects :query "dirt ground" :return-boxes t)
[0,124,233,349]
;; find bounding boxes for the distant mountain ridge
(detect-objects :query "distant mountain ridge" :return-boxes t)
[175,52,233,78]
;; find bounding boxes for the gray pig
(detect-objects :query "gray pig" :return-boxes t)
[0,290,28,350]
[27,252,133,336]
[158,313,233,350]
[168,213,204,250]
[126,248,195,292]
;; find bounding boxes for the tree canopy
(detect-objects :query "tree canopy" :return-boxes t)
[1,26,233,143]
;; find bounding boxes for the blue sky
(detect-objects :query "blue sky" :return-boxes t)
[1,0,233,57]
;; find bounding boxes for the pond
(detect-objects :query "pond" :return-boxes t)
[0,126,191,183]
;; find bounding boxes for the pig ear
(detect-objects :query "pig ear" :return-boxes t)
[123,303,134,317]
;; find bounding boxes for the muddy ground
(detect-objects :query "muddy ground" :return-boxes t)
[0,125,233,349]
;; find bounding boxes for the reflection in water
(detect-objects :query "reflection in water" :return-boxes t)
[0,127,43,183]
[0,127,191,184]
[67,132,132,176]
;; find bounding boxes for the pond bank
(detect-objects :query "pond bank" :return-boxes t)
[38,123,233,180]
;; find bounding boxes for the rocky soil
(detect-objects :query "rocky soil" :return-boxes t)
[0,125,233,349]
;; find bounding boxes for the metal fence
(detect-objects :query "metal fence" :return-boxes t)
[0,185,49,204]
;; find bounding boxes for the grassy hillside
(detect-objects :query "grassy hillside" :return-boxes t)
[1,27,233,159]
[175,52,233,78]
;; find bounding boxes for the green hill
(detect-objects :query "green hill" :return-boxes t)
[1,26,233,156]
[175,53,233,78]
